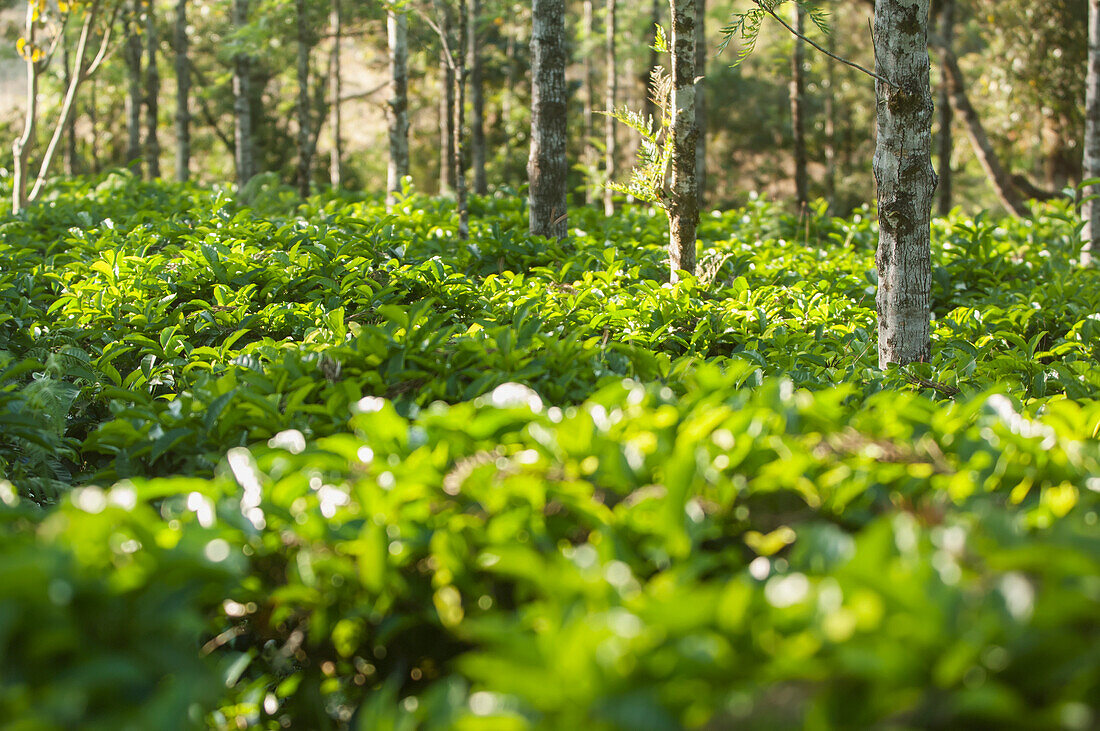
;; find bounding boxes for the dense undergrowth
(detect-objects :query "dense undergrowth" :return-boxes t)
[1,174,1098,728]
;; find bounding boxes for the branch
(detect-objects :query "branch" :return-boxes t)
[760,1,900,91]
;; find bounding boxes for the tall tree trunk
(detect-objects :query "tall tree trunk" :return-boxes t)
[582,0,596,205]
[1085,0,1100,264]
[668,0,697,281]
[29,5,106,202]
[790,3,807,209]
[296,0,312,199]
[694,0,706,208]
[529,0,568,239]
[330,0,342,188]
[90,75,101,175]
[145,5,161,179]
[11,4,37,214]
[502,21,517,128]
[232,0,255,185]
[824,26,837,212]
[440,51,455,194]
[453,0,470,239]
[937,45,1027,217]
[62,42,78,176]
[874,0,934,367]
[125,0,143,176]
[468,0,487,195]
[644,0,661,127]
[936,0,954,215]
[175,0,191,182]
[386,8,409,207]
[604,0,617,216]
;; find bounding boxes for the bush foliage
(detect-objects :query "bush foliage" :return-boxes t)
[1,175,1098,728]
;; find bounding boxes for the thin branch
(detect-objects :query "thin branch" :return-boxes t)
[760,1,899,90]
[83,3,120,78]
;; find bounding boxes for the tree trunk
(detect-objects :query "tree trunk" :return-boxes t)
[874,0,934,367]
[644,0,661,128]
[386,8,409,207]
[330,0,342,188]
[937,45,1028,217]
[1085,0,1100,264]
[440,46,456,195]
[603,0,618,216]
[468,0,487,195]
[582,0,596,205]
[62,42,78,176]
[529,0,568,239]
[232,0,255,185]
[824,27,837,212]
[936,0,954,215]
[668,0,697,281]
[145,5,161,179]
[125,0,143,176]
[296,0,312,199]
[790,3,808,209]
[175,0,191,182]
[453,0,470,239]
[11,4,37,214]
[694,0,706,208]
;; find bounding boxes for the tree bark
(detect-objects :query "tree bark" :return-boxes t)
[1084,0,1100,264]
[936,0,954,215]
[386,8,409,207]
[603,0,618,216]
[694,0,706,208]
[329,0,342,188]
[469,0,487,195]
[453,0,470,239]
[874,0,934,367]
[668,0,697,281]
[440,47,455,195]
[232,0,255,185]
[790,2,807,209]
[145,5,161,179]
[62,42,78,176]
[11,4,38,214]
[125,0,143,176]
[296,0,313,199]
[529,0,569,239]
[582,0,596,205]
[936,44,1027,217]
[175,0,191,182]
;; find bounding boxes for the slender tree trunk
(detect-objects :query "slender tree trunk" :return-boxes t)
[790,3,808,209]
[529,0,568,238]
[62,43,78,176]
[694,0,706,208]
[145,6,161,179]
[125,0,143,176]
[29,5,106,202]
[232,0,255,185]
[175,0,191,182]
[329,0,342,187]
[604,0,618,216]
[440,46,456,195]
[453,0,470,239]
[874,0,934,367]
[386,8,409,207]
[296,0,312,199]
[644,0,661,127]
[468,0,487,195]
[937,45,1027,217]
[582,0,596,205]
[668,0,697,281]
[1084,0,1100,264]
[11,4,37,214]
[90,75,101,175]
[824,27,837,212]
[936,0,954,215]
